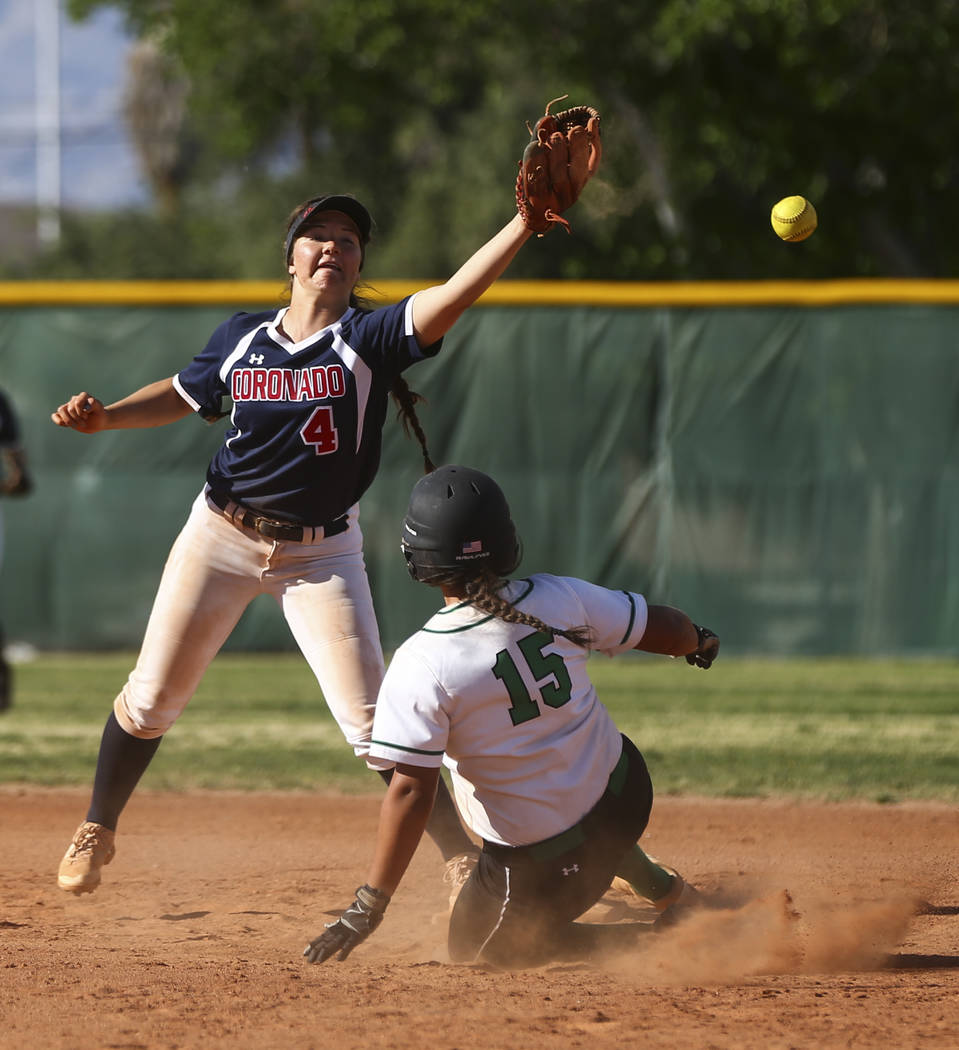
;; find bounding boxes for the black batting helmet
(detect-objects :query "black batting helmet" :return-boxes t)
[401,465,521,582]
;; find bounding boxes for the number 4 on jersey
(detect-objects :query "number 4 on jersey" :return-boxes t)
[492,630,572,726]
[300,406,339,455]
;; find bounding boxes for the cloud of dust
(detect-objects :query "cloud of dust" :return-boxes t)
[797,893,918,974]
[604,888,920,985]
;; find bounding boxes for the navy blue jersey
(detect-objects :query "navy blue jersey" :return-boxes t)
[173,295,440,524]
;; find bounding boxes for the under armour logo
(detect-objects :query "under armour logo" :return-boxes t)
[561,864,580,876]
[249,353,265,365]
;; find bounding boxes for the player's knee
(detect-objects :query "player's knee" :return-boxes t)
[114,682,180,738]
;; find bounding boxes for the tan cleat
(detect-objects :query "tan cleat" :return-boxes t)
[610,874,638,897]
[57,821,116,894]
[442,851,478,913]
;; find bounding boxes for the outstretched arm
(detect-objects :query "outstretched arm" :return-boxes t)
[303,763,440,964]
[367,763,441,895]
[51,378,193,434]
[637,605,720,668]
[635,605,699,656]
[411,214,533,348]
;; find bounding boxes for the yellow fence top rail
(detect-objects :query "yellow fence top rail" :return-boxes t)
[3,278,959,307]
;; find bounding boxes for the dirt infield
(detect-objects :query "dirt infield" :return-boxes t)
[1,789,956,1050]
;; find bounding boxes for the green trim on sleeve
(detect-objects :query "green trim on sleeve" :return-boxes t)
[370,739,445,757]
[618,592,637,646]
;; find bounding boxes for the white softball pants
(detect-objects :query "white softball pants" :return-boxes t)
[113,489,390,768]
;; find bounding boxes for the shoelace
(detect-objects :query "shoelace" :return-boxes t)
[443,856,476,885]
[71,826,106,855]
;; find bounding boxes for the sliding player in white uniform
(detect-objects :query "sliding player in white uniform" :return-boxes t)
[305,465,720,968]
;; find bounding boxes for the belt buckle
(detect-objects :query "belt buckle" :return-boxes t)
[254,514,302,542]
[231,503,303,542]
[235,508,270,535]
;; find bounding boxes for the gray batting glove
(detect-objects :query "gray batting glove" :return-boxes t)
[303,885,390,964]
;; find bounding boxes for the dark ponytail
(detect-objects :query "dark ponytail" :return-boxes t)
[390,375,436,474]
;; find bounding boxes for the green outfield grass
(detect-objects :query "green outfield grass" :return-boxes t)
[1,651,956,802]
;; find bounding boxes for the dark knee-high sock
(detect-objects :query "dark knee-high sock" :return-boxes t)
[377,768,476,862]
[86,711,163,831]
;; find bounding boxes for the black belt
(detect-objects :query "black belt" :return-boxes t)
[207,489,348,543]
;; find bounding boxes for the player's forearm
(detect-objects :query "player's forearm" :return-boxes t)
[634,605,700,656]
[412,215,532,346]
[366,767,438,896]
[52,378,192,433]
[101,378,192,429]
[444,213,533,302]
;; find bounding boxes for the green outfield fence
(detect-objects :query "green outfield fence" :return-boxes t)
[2,279,958,657]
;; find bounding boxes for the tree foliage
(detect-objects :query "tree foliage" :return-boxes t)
[40,0,959,280]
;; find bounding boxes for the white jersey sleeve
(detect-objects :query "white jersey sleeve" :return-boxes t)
[370,647,450,769]
[549,575,649,655]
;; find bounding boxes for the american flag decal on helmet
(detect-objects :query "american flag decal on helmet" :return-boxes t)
[462,539,483,554]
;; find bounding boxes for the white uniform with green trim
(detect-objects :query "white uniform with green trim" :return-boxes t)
[369,574,649,847]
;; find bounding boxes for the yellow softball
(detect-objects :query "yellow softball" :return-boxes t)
[770,195,818,242]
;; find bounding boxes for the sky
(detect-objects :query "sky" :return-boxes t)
[0,0,147,208]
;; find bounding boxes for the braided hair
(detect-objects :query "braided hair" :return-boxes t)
[346,283,435,474]
[440,566,594,649]
[390,376,435,474]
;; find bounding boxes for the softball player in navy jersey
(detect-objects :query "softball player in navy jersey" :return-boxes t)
[52,197,536,896]
[304,466,719,969]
